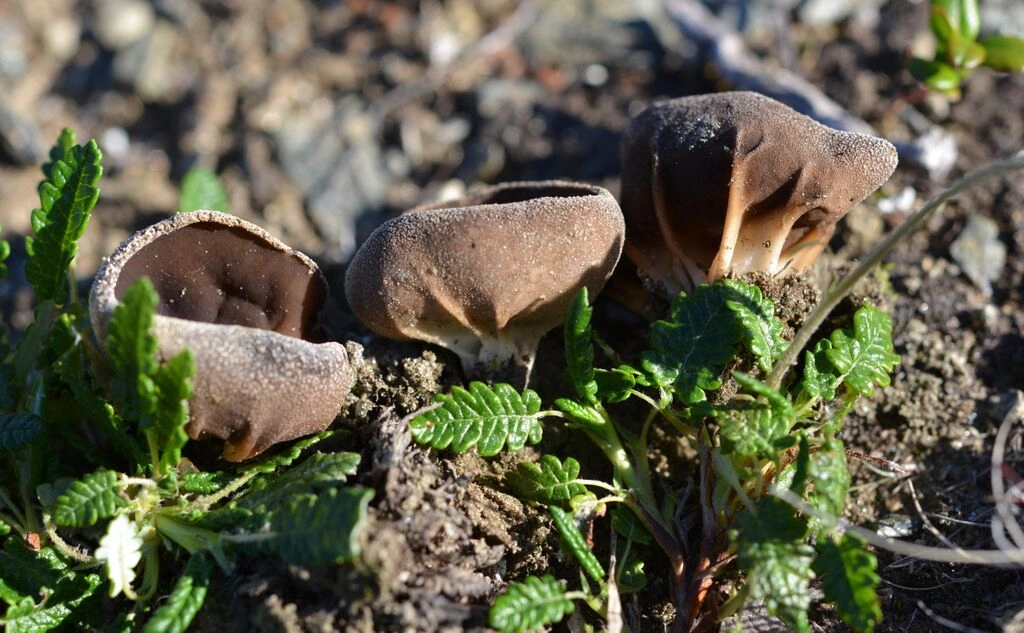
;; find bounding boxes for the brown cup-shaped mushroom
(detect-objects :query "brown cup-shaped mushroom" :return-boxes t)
[345,181,624,386]
[90,210,351,461]
[621,91,898,296]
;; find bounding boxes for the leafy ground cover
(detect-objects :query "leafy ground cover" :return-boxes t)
[1,1,1024,631]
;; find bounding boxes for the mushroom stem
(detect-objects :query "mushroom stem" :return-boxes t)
[472,334,540,389]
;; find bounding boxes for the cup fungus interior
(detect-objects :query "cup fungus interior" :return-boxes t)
[113,222,326,340]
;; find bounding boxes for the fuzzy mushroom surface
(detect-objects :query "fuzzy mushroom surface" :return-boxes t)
[620,91,898,295]
[345,181,624,385]
[90,210,351,461]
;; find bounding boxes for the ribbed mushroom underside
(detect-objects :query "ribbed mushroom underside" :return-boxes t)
[621,91,898,294]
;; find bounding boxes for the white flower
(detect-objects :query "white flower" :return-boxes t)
[95,514,143,598]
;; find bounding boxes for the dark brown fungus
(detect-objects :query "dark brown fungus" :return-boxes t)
[344,181,625,386]
[90,210,351,461]
[620,91,898,296]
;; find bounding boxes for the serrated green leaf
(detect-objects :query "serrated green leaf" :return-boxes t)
[808,439,850,519]
[642,283,744,404]
[107,277,159,422]
[178,472,230,495]
[549,506,604,584]
[409,382,544,456]
[41,129,75,181]
[178,168,231,214]
[52,469,127,528]
[0,414,44,456]
[611,506,653,545]
[24,134,102,304]
[489,574,575,633]
[235,487,371,564]
[722,279,785,372]
[0,543,103,632]
[736,498,814,633]
[150,350,194,473]
[505,455,588,505]
[553,398,605,428]
[564,288,598,404]
[799,339,838,402]
[813,533,881,633]
[141,554,213,633]
[238,451,360,510]
[593,368,635,403]
[241,431,335,475]
[981,34,1024,72]
[825,304,900,397]
[715,373,794,458]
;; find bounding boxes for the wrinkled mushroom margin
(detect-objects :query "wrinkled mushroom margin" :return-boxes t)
[90,210,352,462]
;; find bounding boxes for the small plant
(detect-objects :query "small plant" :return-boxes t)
[909,0,1024,99]
[0,131,371,632]
[410,282,898,632]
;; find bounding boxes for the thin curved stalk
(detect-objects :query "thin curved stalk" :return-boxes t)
[768,152,1024,390]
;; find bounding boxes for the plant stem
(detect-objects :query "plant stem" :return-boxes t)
[767,151,1024,390]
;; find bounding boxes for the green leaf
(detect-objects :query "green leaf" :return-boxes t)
[553,398,605,428]
[52,469,127,528]
[489,574,575,633]
[0,234,9,278]
[611,507,653,545]
[237,451,361,510]
[908,57,964,97]
[824,304,900,397]
[236,487,371,565]
[149,350,194,472]
[735,498,814,633]
[935,0,980,42]
[505,455,588,505]
[241,431,335,475]
[564,288,598,404]
[642,283,744,404]
[24,134,102,304]
[95,514,142,597]
[141,554,213,633]
[178,168,231,214]
[715,373,794,458]
[799,340,839,402]
[808,439,850,519]
[549,506,604,584]
[409,382,544,456]
[593,368,635,403]
[178,472,230,494]
[722,279,785,372]
[0,543,103,632]
[813,533,881,633]
[981,35,1024,72]
[106,277,159,422]
[0,414,44,456]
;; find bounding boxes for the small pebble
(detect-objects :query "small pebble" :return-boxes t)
[950,214,1006,297]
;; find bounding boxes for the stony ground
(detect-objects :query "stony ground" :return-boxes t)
[2,1,1024,631]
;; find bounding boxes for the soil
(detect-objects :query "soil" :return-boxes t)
[1,0,1023,631]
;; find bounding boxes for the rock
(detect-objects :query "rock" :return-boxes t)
[93,0,155,50]
[950,214,1006,297]
[274,100,390,261]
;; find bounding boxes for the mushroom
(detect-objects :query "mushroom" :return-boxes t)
[620,91,898,296]
[90,210,351,462]
[344,180,624,386]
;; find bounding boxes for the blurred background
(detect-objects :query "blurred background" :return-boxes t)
[3,1,1024,630]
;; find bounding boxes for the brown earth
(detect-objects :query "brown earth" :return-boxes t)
[1,0,1023,631]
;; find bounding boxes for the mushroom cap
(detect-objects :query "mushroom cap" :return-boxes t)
[621,91,898,294]
[90,210,351,461]
[344,181,624,375]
